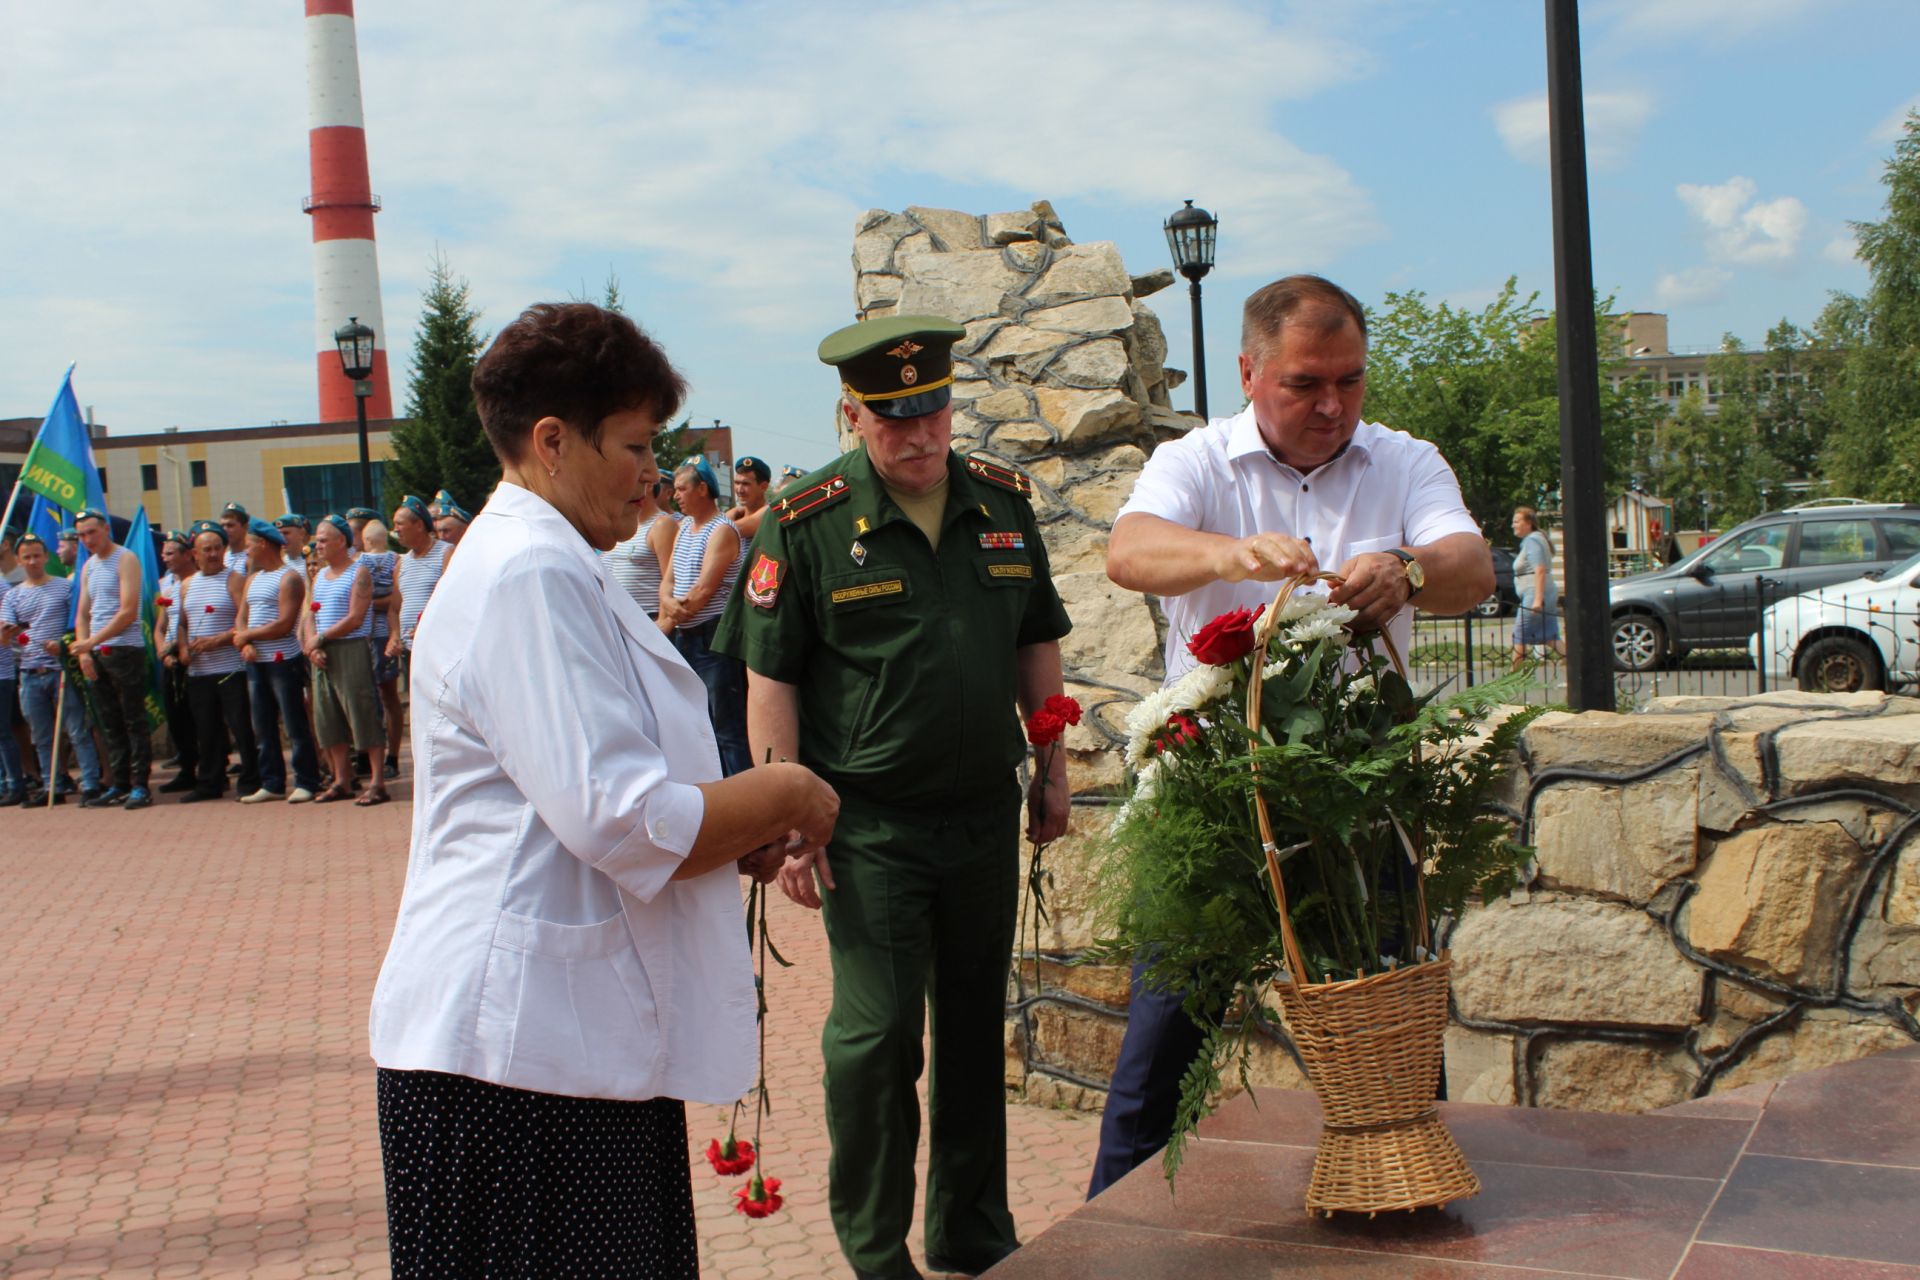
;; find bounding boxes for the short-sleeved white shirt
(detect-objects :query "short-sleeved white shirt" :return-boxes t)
[1117,407,1482,682]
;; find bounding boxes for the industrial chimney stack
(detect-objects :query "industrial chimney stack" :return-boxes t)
[303,0,392,421]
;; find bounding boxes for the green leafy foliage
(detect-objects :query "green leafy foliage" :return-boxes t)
[1090,619,1544,1184]
[388,251,499,509]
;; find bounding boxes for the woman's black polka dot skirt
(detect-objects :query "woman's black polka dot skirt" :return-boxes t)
[377,1068,699,1278]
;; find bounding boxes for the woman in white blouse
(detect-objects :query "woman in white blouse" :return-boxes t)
[368,302,839,1278]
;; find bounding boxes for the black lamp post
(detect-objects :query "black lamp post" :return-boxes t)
[1164,199,1218,420]
[334,316,377,509]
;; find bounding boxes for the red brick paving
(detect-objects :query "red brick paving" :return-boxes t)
[0,766,1097,1277]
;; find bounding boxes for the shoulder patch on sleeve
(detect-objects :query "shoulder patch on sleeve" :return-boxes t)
[775,475,850,524]
[965,453,1034,499]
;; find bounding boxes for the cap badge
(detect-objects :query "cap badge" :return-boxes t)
[900,365,918,386]
[886,339,923,360]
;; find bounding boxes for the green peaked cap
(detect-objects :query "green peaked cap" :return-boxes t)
[818,313,967,420]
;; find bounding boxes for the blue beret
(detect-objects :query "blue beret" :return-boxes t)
[273,512,310,531]
[397,494,431,526]
[247,517,285,547]
[320,513,352,541]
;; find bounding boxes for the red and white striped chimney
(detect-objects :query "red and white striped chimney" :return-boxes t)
[303,0,392,422]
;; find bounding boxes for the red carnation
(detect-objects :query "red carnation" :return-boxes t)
[13,633,26,646]
[706,1136,756,1176]
[1187,604,1265,666]
[204,604,215,613]
[1153,713,1201,754]
[733,1174,784,1219]
[1043,694,1083,726]
[1026,709,1066,747]
[154,596,172,609]
[310,602,322,613]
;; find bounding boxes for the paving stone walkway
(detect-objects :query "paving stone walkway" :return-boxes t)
[0,771,1098,1278]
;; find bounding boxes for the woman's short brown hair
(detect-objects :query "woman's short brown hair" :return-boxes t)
[471,302,687,462]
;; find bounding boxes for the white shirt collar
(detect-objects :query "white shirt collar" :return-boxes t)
[1225,406,1378,473]
[482,480,600,569]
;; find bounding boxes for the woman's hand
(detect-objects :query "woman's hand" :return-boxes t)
[737,843,787,883]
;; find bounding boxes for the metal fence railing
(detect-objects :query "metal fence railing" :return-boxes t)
[1410,580,1920,710]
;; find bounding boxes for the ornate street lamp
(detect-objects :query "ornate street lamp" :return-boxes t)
[334,316,377,508]
[1164,199,1218,419]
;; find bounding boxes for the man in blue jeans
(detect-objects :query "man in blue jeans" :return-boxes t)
[0,534,103,804]
[0,574,25,805]
[234,519,322,803]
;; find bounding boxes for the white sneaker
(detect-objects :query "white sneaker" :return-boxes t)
[287,787,315,804]
[240,789,285,804]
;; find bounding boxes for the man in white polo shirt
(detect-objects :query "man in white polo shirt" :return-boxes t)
[1089,273,1493,1196]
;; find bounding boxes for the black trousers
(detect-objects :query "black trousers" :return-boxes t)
[90,645,153,792]
[185,670,257,798]
[163,664,198,783]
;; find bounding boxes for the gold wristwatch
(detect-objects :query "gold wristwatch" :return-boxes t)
[1384,547,1425,598]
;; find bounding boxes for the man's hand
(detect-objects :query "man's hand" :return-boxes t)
[385,634,403,658]
[1329,551,1413,635]
[161,651,178,669]
[69,638,92,657]
[240,643,259,663]
[1213,533,1318,585]
[308,646,329,671]
[737,843,787,884]
[1026,759,1071,845]
[777,846,836,911]
[78,653,98,681]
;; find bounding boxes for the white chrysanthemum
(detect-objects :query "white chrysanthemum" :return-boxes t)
[1123,687,1176,768]
[1274,591,1332,623]
[1110,758,1163,832]
[1284,613,1351,645]
[1166,661,1234,715]
[1339,673,1376,706]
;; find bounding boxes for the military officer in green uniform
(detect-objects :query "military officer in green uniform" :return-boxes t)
[713,314,1073,1280]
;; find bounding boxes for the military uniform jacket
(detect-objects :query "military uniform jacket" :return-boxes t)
[713,446,1071,810]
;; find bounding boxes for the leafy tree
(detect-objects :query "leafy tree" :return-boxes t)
[1649,385,1772,530]
[1822,111,1920,499]
[388,252,498,509]
[1363,280,1648,537]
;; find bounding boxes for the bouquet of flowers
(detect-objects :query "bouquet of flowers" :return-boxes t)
[1095,578,1541,1208]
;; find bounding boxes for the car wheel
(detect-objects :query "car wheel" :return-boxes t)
[1611,614,1665,672]
[1473,596,1502,619]
[1795,635,1884,694]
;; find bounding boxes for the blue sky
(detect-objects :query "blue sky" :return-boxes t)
[2,0,1914,475]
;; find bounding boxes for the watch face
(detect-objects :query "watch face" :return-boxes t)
[1406,559,1426,589]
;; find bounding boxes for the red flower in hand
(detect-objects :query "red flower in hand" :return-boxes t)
[1026,709,1066,747]
[155,596,172,609]
[1187,604,1265,666]
[310,602,323,613]
[13,633,25,646]
[1153,713,1201,755]
[1043,694,1083,726]
[734,1174,784,1218]
[706,1136,756,1176]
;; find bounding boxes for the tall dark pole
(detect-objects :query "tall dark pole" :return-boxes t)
[1188,281,1210,421]
[355,385,373,509]
[1546,0,1612,712]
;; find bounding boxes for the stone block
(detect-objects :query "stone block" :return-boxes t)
[1041,519,1109,576]
[1522,709,1713,774]
[1716,1009,1917,1090]
[855,272,901,312]
[1027,456,1068,491]
[1028,337,1130,389]
[987,210,1041,244]
[1056,570,1159,678]
[1060,447,1147,526]
[1774,713,1920,803]
[1686,822,1867,988]
[1444,1025,1517,1105]
[1450,896,1702,1029]
[1891,837,1920,929]
[1126,303,1170,382]
[1130,268,1175,299]
[896,247,1023,321]
[1241,1037,1311,1092]
[984,422,1053,460]
[1065,747,1126,795]
[906,205,983,251]
[1016,1073,1107,1111]
[1697,754,1758,833]
[978,324,1066,363]
[1534,1040,1697,1112]
[1017,823,1115,952]
[1034,387,1144,450]
[1848,915,1920,997]
[1770,797,1896,848]
[1530,768,1700,903]
[1026,296,1136,335]
[1031,242,1132,304]
[1650,691,1888,715]
[969,387,1033,422]
[1028,1001,1127,1079]
[1004,240,1047,272]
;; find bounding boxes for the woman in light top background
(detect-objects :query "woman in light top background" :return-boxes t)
[601,477,678,619]
[368,302,838,1279]
[1511,505,1566,664]
[660,458,751,776]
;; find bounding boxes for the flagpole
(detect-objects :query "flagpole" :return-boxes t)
[0,477,25,542]
[47,671,67,810]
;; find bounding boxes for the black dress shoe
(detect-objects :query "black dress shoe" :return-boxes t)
[924,1243,1020,1276]
[159,774,197,793]
[179,790,221,804]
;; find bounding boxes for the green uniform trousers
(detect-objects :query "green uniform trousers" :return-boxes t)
[820,784,1021,1276]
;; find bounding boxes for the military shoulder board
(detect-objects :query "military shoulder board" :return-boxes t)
[964,454,1033,499]
[775,475,850,524]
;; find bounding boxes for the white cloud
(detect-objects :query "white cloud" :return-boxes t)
[1676,177,1807,265]
[1823,233,1860,265]
[1655,266,1732,307]
[1491,90,1655,167]
[1874,94,1920,143]
[1603,0,1815,42]
[0,0,1385,434]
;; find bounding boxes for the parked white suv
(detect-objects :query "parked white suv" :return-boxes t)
[1752,550,1920,692]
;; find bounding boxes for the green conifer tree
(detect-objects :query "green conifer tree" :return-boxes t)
[387,252,498,510]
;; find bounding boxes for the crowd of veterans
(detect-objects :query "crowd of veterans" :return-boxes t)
[0,489,474,810]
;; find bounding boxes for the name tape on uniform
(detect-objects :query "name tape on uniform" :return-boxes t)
[830,579,905,605]
[986,563,1033,579]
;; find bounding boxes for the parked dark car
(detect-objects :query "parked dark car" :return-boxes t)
[1608,502,1920,671]
[1474,546,1519,618]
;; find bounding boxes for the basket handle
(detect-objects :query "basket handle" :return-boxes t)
[1246,575,1431,986]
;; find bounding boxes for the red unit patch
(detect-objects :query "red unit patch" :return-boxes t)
[745,553,784,609]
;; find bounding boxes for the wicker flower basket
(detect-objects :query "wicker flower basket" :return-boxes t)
[1248,579,1480,1216]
